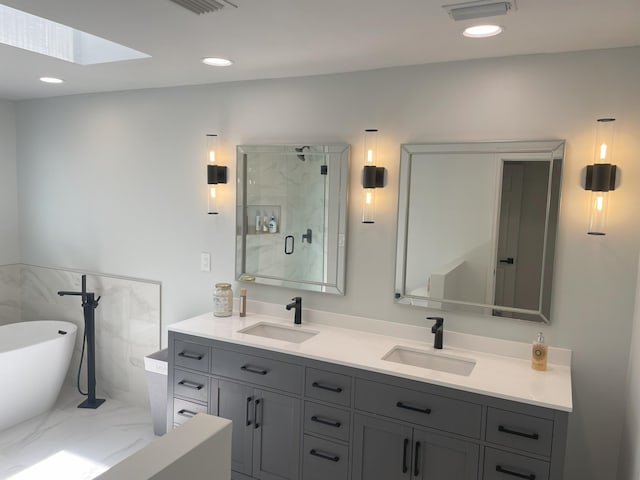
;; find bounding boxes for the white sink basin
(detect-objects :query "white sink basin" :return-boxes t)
[238,322,318,344]
[382,346,476,376]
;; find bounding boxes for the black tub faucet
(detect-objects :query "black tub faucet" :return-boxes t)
[286,297,302,325]
[428,316,444,349]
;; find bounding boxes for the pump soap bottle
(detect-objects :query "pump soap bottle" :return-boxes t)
[531,332,548,371]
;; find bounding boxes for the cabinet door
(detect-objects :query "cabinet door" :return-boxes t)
[252,389,301,480]
[412,429,479,480]
[352,414,413,480]
[218,380,254,477]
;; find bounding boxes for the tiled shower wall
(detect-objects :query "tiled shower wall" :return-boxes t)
[0,264,160,407]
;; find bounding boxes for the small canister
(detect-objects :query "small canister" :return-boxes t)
[214,283,233,317]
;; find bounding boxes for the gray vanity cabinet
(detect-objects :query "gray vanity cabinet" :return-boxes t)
[352,414,478,480]
[167,331,569,480]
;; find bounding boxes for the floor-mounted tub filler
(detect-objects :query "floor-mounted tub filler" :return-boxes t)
[0,320,77,431]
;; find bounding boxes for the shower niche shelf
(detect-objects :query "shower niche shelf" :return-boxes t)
[246,204,282,235]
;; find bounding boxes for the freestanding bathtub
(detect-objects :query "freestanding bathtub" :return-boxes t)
[0,320,77,431]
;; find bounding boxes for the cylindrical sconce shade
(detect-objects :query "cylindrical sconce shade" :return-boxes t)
[588,191,608,235]
[362,188,376,224]
[585,118,617,235]
[362,129,380,224]
[208,186,218,215]
[364,129,378,166]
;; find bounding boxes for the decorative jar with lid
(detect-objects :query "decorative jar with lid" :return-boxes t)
[214,283,233,317]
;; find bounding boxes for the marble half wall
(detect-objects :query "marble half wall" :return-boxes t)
[0,264,21,326]
[19,265,161,408]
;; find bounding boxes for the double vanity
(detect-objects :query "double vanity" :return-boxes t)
[167,309,572,480]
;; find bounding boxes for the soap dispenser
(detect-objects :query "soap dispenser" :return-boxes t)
[531,332,548,371]
[268,215,278,233]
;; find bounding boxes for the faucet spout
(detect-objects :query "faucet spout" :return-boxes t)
[428,316,444,350]
[286,297,302,325]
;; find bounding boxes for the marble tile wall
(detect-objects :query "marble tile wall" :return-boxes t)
[0,264,161,408]
[0,264,21,326]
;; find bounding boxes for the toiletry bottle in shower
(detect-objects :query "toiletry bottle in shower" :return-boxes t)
[268,215,278,233]
[255,212,261,233]
[531,332,548,371]
[262,216,269,232]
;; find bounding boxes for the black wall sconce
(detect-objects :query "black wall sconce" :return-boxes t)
[206,134,227,215]
[361,129,386,223]
[584,118,617,235]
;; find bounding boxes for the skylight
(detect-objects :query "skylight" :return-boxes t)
[0,4,150,65]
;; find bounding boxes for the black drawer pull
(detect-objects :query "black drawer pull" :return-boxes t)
[246,396,253,426]
[498,425,540,440]
[241,364,269,375]
[178,380,204,390]
[413,441,421,476]
[178,351,203,360]
[311,381,343,393]
[311,415,341,428]
[402,438,409,473]
[177,408,197,418]
[396,401,431,415]
[309,449,340,462]
[496,465,536,479]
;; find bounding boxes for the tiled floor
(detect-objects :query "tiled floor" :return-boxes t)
[0,386,155,480]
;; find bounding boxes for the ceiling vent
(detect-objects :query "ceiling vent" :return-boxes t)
[169,0,238,15]
[442,0,516,21]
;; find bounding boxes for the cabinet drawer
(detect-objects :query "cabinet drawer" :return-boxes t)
[173,369,209,403]
[303,435,349,480]
[174,339,210,373]
[484,447,550,480]
[212,348,303,394]
[486,408,553,457]
[354,378,481,438]
[305,367,352,407]
[304,401,351,442]
[173,398,207,426]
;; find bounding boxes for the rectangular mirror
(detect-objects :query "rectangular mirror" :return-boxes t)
[395,140,564,323]
[236,144,349,294]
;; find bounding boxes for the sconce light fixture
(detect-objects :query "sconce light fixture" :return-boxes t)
[584,118,617,235]
[361,129,386,224]
[206,134,227,215]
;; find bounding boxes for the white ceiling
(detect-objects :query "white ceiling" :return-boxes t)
[1,0,639,101]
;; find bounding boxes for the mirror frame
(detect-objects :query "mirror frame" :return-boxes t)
[394,140,564,323]
[236,144,350,295]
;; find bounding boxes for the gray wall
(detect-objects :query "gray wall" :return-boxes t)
[0,100,19,265]
[12,47,640,479]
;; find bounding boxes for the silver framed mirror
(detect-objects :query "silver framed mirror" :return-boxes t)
[394,140,564,323]
[236,144,349,294]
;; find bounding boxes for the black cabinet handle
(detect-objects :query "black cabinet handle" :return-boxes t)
[178,380,204,390]
[254,398,262,429]
[241,364,269,375]
[402,438,409,473]
[496,465,536,479]
[311,381,343,393]
[177,408,197,418]
[396,401,431,415]
[499,257,515,264]
[178,351,203,360]
[311,415,341,428]
[309,449,340,463]
[413,441,421,476]
[498,425,540,440]
[245,396,253,426]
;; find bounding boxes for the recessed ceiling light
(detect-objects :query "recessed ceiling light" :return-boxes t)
[462,24,504,38]
[40,77,64,84]
[202,57,234,67]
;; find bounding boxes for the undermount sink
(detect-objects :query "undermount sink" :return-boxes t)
[382,346,476,376]
[238,322,318,344]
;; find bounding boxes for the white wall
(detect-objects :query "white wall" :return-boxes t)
[0,100,19,265]
[619,255,640,479]
[14,46,640,479]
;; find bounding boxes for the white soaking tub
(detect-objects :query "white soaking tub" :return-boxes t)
[0,320,77,431]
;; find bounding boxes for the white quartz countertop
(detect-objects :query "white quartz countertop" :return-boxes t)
[169,311,573,412]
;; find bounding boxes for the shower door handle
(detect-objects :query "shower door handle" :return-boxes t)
[284,235,294,255]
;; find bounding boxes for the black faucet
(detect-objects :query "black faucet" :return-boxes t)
[58,275,105,409]
[286,297,302,325]
[428,316,444,349]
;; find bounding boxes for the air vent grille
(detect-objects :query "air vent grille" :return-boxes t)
[169,0,238,15]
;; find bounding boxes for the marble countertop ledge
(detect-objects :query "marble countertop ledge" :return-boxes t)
[169,304,572,413]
